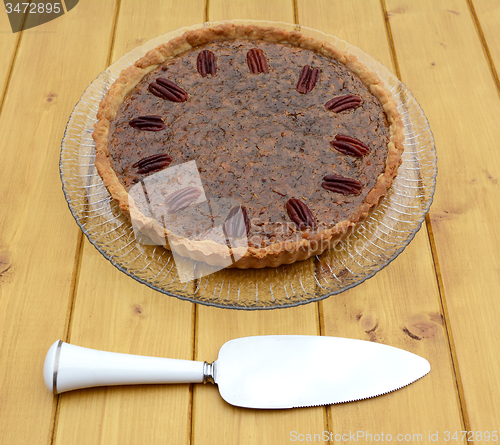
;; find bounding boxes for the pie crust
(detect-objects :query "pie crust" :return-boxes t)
[93,23,404,269]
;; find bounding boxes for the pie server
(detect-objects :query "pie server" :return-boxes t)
[44,335,430,409]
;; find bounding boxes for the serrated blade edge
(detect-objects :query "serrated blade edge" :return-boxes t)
[292,367,430,409]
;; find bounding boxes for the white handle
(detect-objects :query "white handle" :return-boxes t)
[44,340,206,394]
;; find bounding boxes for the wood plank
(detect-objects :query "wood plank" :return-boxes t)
[53,1,206,445]
[53,242,196,445]
[192,305,324,445]
[386,0,500,434]
[0,2,117,445]
[111,0,206,58]
[190,2,326,445]
[208,0,295,22]
[298,0,465,438]
[0,7,21,102]
[472,1,500,87]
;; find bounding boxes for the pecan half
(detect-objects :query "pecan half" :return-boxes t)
[330,134,370,157]
[165,187,202,214]
[197,50,217,77]
[129,115,166,131]
[223,206,250,238]
[132,154,173,175]
[148,78,188,102]
[322,175,363,195]
[325,94,362,113]
[286,198,317,230]
[247,48,269,74]
[296,65,320,93]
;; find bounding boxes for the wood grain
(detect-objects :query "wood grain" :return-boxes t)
[472,0,500,88]
[0,1,117,445]
[111,0,206,58]
[0,6,20,103]
[52,1,206,445]
[193,304,325,445]
[208,0,295,23]
[53,242,196,445]
[298,0,465,439]
[386,0,500,434]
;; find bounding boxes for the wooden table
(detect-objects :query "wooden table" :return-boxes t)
[1,1,499,444]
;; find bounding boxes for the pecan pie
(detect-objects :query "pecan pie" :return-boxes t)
[93,24,404,269]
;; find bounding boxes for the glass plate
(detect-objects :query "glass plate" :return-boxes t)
[60,20,437,310]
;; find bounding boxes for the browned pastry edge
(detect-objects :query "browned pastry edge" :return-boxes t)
[93,23,405,269]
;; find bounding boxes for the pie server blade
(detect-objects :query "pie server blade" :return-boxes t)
[44,335,430,409]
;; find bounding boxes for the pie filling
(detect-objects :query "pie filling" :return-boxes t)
[108,39,391,249]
